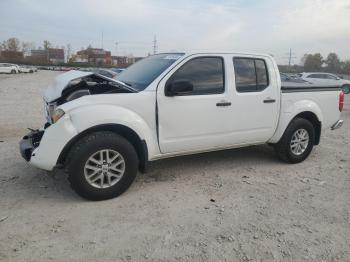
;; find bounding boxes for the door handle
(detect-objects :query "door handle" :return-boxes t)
[216,101,231,107]
[263,98,276,103]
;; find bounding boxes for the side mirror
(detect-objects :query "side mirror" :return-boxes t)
[165,80,194,96]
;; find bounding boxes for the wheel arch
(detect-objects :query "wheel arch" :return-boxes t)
[341,84,350,94]
[292,111,321,145]
[57,123,148,172]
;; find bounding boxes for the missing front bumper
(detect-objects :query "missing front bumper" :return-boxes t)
[19,130,44,161]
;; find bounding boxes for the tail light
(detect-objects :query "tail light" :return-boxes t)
[339,91,344,112]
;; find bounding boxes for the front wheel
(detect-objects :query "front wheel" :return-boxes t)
[342,85,350,94]
[274,118,315,163]
[66,132,138,200]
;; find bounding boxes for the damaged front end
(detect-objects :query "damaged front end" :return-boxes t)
[43,70,136,123]
[19,129,45,161]
[20,70,136,163]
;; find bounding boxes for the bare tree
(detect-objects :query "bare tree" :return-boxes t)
[5,38,20,51]
[66,43,72,63]
[21,41,35,57]
[43,40,51,50]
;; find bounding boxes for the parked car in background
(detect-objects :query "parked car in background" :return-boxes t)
[20,52,344,200]
[0,63,20,74]
[280,73,310,84]
[19,65,35,73]
[299,72,350,94]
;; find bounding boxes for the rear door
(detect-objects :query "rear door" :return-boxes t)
[229,57,280,143]
[325,74,341,86]
[305,74,325,85]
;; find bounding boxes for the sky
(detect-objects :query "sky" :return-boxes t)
[0,0,349,64]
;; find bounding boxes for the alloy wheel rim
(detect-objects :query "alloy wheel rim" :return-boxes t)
[290,128,309,156]
[84,149,125,189]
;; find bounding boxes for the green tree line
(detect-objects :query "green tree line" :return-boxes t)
[301,53,350,74]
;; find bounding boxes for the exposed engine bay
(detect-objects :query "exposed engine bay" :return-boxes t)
[43,71,136,123]
[57,74,133,105]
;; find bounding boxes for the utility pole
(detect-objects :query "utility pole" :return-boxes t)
[115,42,119,56]
[101,30,104,49]
[153,35,158,55]
[285,48,297,67]
[288,48,292,67]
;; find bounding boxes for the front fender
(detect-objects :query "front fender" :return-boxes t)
[269,99,323,143]
[67,104,159,157]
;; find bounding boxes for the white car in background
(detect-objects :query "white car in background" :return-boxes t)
[299,72,350,94]
[19,65,35,73]
[0,63,20,74]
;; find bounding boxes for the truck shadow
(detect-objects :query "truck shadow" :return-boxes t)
[141,144,279,182]
[7,144,279,202]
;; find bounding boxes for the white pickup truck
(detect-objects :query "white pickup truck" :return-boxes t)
[19,52,344,200]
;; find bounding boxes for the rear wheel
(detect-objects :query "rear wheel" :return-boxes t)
[274,118,315,163]
[342,84,350,94]
[66,132,138,200]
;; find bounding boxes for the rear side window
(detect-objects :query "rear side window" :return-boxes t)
[233,58,269,92]
[168,57,224,95]
[326,74,337,80]
[307,74,324,79]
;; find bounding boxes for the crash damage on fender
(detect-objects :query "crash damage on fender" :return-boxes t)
[20,70,137,163]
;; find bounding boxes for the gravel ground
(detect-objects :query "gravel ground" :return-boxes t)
[0,71,349,261]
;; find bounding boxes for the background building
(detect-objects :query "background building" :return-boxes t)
[27,48,64,64]
[47,48,64,64]
[76,47,112,65]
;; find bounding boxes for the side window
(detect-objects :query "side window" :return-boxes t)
[256,59,268,90]
[167,57,224,95]
[308,74,327,79]
[326,74,337,80]
[233,58,269,92]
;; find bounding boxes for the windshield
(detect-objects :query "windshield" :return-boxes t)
[117,53,184,91]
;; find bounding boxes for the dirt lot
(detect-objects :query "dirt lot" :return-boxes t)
[0,71,349,261]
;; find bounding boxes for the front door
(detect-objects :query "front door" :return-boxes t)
[157,56,233,154]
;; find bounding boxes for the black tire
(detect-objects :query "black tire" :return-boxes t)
[66,131,138,200]
[274,118,315,164]
[342,84,350,94]
[11,69,16,74]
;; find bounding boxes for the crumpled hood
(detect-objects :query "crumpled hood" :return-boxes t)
[44,70,94,102]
